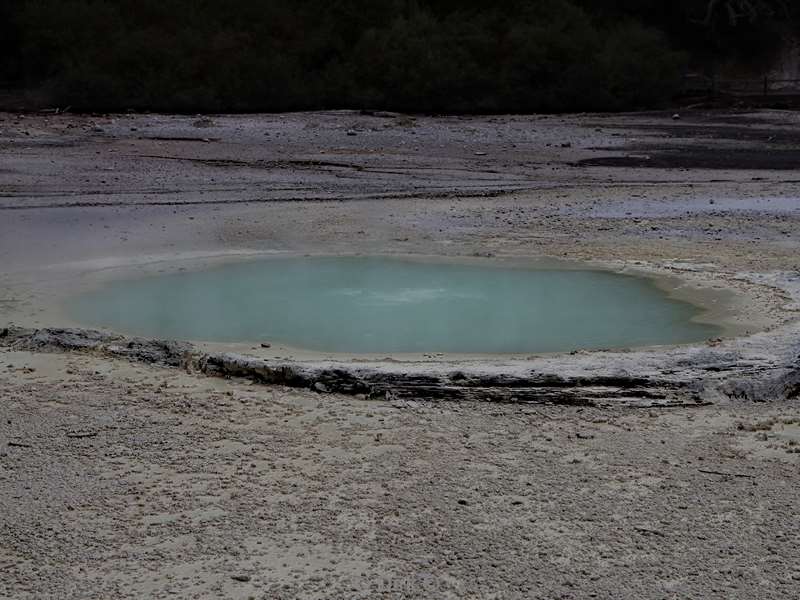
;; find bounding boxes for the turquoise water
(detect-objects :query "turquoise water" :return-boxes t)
[68,256,720,354]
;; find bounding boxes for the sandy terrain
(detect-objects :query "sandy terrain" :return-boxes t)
[1,109,800,598]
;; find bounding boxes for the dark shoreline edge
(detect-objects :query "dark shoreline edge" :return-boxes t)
[2,325,797,407]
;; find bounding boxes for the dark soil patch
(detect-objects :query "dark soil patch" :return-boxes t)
[631,121,800,144]
[578,148,800,170]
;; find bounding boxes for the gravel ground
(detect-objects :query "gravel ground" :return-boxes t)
[1,350,799,599]
[1,108,800,599]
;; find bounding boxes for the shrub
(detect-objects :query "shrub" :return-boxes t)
[0,0,787,113]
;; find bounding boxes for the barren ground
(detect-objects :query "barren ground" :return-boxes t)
[1,109,799,599]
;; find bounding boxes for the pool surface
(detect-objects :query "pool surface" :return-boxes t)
[68,256,720,353]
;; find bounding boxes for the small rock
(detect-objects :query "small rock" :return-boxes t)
[260,342,271,348]
[231,574,251,582]
[346,129,357,136]
[314,382,329,393]
[672,113,681,120]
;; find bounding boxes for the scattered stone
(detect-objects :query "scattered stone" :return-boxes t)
[314,382,329,393]
[231,574,251,582]
[260,343,271,349]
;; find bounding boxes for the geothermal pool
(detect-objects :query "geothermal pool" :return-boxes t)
[68,256,720,354]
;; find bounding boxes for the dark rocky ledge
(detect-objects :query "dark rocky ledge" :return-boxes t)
[2,323,798,407]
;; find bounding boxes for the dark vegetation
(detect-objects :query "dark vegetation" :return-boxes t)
[0,0,797,113]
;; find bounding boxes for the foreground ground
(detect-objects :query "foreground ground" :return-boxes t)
[2,350,799,599]
[1,109,800,598]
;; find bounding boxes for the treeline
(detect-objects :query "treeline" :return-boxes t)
[0,0,796,113]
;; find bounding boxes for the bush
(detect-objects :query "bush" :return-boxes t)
[0,0,785,113]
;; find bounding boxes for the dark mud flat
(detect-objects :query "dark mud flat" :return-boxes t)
[579,113,800,170]
[629,118,800,144]
[578,148,800,170]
